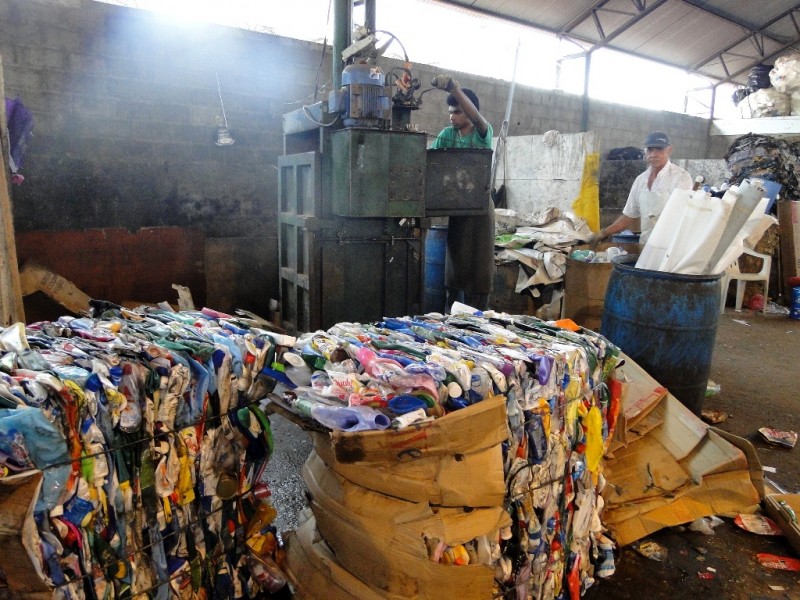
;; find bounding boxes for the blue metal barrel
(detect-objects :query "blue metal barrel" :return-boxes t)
[601,255,722,415]
[423,226,447,313]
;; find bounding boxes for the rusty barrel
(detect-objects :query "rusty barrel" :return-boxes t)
[601,255,722,415]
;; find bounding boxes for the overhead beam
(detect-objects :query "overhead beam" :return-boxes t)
[690,5,800,72]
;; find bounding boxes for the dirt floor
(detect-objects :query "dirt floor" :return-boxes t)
[265,307,800,599]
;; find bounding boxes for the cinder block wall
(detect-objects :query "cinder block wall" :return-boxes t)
[1,0,715,316]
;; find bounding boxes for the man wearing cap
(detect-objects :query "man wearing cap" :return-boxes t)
[590,131,693,245]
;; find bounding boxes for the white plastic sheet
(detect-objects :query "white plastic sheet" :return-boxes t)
[635,189,731,273]
[635,181,776,275]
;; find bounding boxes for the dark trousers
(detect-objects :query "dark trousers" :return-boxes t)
[446,287,490,312]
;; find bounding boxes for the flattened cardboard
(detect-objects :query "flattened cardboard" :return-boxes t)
[606,470,762,546]
[711,426,766,498]
[312,431,506,507]
[0,471,50,595]
[302,452,505,599]
[603,432,693,506]
[329,394,508,465]
[283,513,386,600]
[763,494,800,557]
[683,429,748,481]
[602,354,761,547]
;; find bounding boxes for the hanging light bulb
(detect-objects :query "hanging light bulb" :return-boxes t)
[215,115,235,147]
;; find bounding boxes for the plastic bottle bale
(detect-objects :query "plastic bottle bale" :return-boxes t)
[601,255,722,415]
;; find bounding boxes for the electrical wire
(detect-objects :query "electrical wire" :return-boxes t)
[302,104,340,127]
[215,72,230,129]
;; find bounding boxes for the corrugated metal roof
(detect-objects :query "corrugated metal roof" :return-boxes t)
[431,0,800,87]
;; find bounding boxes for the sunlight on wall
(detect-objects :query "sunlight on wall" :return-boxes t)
[98,0,738,118]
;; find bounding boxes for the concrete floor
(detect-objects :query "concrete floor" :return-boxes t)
[264,308,800,598]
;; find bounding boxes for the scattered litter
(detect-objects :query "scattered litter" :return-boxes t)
[758,427,798,449]
[762,465,777,474]
[706,566,717,573]
[732,319,751,326]
[769,585,786,591]
[701,408,728,424]
[734,513,783,535]
[756,553,800,571]
[765,301,790,316]
[693,546,708,555]
[747,294,765,311]
[704,380,721,397]
[634,540,668,561]
[697,571,715,580]
[688,516,724,535]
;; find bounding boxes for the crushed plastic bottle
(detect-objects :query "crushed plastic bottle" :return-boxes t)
[570,249,596,262]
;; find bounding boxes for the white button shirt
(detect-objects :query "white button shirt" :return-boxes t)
[622,161,693,244]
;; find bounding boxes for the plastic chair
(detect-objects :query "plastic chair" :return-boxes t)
[719,248,771,313]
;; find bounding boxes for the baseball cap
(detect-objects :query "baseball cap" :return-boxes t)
[644,131,670,148]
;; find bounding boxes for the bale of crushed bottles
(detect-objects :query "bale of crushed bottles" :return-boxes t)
[725,133,800,202]
[0,308,293,598]
[273,311,623,599]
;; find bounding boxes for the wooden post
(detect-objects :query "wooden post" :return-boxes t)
[0,55,26,325]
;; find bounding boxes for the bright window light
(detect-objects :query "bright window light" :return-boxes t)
[96,0,738,118]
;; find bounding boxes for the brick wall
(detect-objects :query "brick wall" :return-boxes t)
[0,0,717,316]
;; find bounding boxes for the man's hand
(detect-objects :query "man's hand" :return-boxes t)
[432,74,458,92]
[587,229,606,248]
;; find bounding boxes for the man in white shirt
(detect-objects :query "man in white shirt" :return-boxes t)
[591,131,693,245]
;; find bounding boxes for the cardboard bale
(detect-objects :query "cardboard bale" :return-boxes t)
[302,452,506,599]
[778,200,800,300]
[283,512,385,600]
[0,471,51,596]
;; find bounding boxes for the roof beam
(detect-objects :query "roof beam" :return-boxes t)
[559,0,669,54]
[690,5,800,72]
[712,34,800,87]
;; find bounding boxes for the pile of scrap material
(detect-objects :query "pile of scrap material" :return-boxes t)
[0,308,291,598]
[272,312,623,599]
[725,134,800,201]
[494,207,593,308]
[269,310,764,599]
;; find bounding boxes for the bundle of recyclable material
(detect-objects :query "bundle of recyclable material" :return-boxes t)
[273,311,623,599]
[0,305,294,599]
[725,134,799,201]
[493,208,594,314]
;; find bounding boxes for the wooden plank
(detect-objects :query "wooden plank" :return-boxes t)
[0,56,25,325]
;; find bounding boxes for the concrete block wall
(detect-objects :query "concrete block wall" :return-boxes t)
[1,0,718,316]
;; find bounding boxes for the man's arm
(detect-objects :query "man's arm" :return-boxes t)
[591,214,639,245]
[432,74,489,138]
[449,85,489,138]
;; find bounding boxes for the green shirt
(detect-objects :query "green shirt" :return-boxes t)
[430,123,494,150]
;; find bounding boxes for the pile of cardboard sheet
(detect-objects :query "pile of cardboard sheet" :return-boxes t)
[602,355,763,546]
